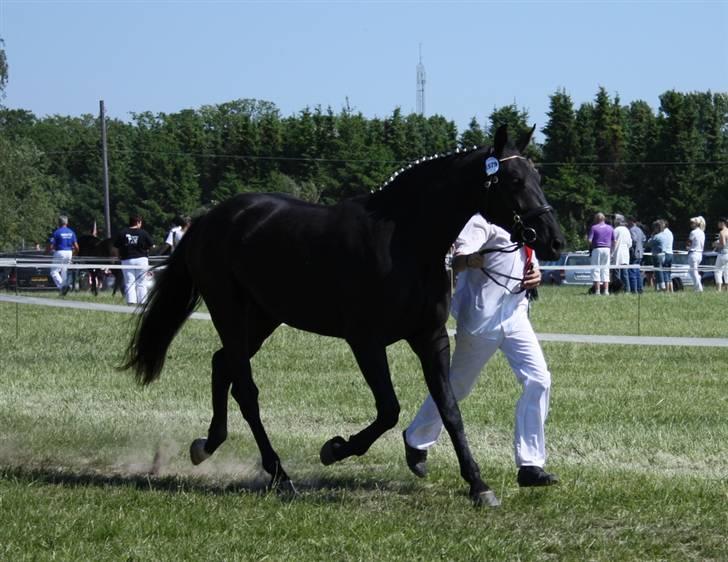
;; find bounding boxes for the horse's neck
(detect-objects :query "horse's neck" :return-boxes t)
[401,181,478,261]
[367,154,481,262]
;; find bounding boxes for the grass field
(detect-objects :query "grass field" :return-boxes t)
[1,287,727,560]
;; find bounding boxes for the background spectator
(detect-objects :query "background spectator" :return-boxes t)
[113,214,154,305]
[612,217,632,293]
[47,214,79,296]
[627,217,646,294]
[687,216,706,292]
[588,212,613,295]
[163,215,191,254]
[713,217,728,292]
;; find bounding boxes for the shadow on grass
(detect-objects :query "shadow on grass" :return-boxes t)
[0,463,425,502]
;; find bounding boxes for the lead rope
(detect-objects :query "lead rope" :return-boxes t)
[523,245,537,318]
[477,243,529,295]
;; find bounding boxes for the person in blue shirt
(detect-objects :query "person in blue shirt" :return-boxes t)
[627,217,647,293]
[47,215,79,296]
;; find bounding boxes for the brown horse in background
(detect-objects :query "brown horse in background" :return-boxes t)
[76,235,123,296]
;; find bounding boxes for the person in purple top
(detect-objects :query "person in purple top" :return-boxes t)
[48,215,79,296]
[587,212,614,295]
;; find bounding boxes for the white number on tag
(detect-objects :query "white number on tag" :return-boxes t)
[485,157,500,176]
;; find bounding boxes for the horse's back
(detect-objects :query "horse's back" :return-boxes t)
[186,193,447,341]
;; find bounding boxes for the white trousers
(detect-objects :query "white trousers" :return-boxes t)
[688,252,703,291]
[121,257,149,305]
[716,253,728,285]
[50,250,73,289]
[591,247,611,282]
[405,324,551,468]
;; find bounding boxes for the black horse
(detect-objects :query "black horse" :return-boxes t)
[76,235,123,296]
[123,125,564,507]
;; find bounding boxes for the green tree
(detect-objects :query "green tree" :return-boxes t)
[487,104,540,160]
[384,107,408,161]
[125,111,201,239]
[0,135,61,251]
[623,99,659,216]
[459,117,486,149]
[327,105,387,199]
[542,89,578,165]
[424,115,458,154]
[592,87,626,199]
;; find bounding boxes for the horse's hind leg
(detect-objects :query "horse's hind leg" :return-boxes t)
[191,310,279,465]
[228,349,295,493]
[190,349,231,464]
[194,295,291,491]
[190,307,279,464]
[320,341,400,464]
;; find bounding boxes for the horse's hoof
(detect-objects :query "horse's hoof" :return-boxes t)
[190,438,211,465]
[319,435,347,465]
[272,477,299,499]
[472,489,501,508]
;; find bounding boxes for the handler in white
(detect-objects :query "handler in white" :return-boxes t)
[403,214,558,487]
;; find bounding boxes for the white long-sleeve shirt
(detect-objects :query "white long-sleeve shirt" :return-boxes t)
[451,215,534,338]
[612,225,632,265]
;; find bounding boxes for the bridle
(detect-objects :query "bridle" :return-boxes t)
[483,154,553,245]
[474,153,552,302]
[477,242,529,295]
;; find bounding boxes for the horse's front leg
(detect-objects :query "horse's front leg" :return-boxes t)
[319,341,400,464]
[407,326,499,508]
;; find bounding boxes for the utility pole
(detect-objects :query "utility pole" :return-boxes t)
[99,100,111,238]
[416,43,426,116]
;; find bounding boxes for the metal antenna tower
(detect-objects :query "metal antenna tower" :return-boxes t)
[416,44,426,115]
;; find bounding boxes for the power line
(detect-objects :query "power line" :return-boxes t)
[38,147,728,168]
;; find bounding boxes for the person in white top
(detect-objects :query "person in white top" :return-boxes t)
[611,219,633,293]
[713,217,728,292]
[164,215,191,254]
[403,214,558,488]
[686,216,706,292]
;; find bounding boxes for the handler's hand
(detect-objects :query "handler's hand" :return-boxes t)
[521,264,541,289]
[466,253,485,269]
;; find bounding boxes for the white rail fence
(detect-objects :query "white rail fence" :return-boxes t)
[1,259,726,348]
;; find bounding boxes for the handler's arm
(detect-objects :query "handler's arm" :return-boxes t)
[452,253,484,274]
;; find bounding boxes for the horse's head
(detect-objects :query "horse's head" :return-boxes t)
[470,125,564,260]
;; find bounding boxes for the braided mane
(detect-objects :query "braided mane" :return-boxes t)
[373,145,483,194]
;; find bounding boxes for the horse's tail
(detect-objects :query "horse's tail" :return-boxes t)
[121,233,201,385]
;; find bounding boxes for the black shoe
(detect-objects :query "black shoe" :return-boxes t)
[517,466,559,487]
[60,286,70,296]
[403,431,427,478]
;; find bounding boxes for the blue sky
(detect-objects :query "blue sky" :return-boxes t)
[1,0,726,139]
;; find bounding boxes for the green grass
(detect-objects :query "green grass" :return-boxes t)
[1,288,727,561]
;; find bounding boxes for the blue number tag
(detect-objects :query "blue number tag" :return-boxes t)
[485,157,500,176]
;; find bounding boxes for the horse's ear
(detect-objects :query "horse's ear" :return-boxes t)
[493,125,508,157]
[517,124,537,153]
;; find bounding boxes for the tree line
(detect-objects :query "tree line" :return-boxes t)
[1,68,726,251]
